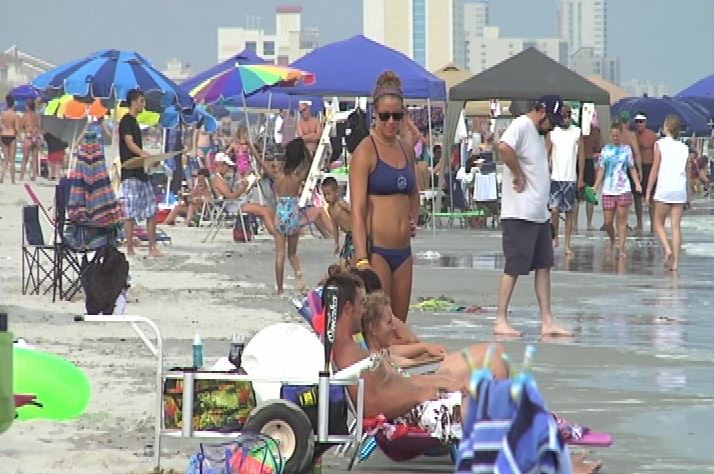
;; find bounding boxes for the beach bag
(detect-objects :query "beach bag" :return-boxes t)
[164,375,256,432]
[81,245,129,315]
[186,434,283,474]
[233,216,253,242]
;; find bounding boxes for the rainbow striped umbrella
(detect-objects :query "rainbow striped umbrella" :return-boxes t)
[186,62,315,103]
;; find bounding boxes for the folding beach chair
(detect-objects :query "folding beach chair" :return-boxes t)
[201,173,253,243]
[52,179,94,302]
[21,205,55,296]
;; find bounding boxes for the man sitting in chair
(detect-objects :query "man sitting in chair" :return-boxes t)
[211,152,277,237]
[164,168,212,226]
[329,272,508,440]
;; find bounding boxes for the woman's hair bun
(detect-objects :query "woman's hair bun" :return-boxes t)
[376,70,402,90]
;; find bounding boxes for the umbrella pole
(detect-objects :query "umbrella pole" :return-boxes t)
[240,91,265,205]
[163,128,171,206]
[261,92,273,161]
[427,99,435,234]
[68,119,88,177]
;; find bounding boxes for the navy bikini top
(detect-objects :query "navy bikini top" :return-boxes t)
[367,136,416,196]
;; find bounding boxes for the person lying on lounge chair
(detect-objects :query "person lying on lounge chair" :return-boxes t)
[329,272,507,441]
[337,273,603,473]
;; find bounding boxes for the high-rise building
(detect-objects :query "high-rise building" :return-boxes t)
[465,26,567,74]
[557,0,607,59]
[625,79,669,98]
[217,6,319,65]
[570,47,620,85]
[363,0,456,70]
[464,0,489,38]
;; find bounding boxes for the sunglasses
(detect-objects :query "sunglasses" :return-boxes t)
[635,119,646,123]
[377,111,405,122]
[563,112,572,117]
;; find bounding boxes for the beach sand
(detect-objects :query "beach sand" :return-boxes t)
[2,180,714,473]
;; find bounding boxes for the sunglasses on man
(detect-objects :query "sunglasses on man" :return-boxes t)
[377,111,405,122]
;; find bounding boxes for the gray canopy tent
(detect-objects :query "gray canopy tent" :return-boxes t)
[442,48,611,210]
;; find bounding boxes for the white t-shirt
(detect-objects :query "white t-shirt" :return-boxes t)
[653,137,689,203]
[499,115,550,223]
[549,125,581,182]
[274,115,284,144]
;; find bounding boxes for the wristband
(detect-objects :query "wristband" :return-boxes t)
[355,258,370,269]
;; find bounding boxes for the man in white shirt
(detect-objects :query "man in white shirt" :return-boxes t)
[495,95,572,337]
[546,104,584,255]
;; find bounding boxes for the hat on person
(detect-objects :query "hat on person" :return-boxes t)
[619,111,631,122]
[634,111,647,121]
[537,95,564,126]
[214,152,234,166]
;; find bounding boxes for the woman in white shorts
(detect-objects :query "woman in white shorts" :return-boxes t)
[645,114,690,271]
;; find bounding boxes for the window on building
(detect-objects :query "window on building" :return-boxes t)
[245,41,257,52]
[412,0,426,66]
[263,41,275,56]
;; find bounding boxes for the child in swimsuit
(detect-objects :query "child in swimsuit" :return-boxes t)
[321,176,354,266]
[256,138,311,295]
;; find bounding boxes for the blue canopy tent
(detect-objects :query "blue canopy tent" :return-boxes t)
[675,96,714,122]
[678,73,714,98]
[612,96,712,136]
[274,35,446,229]
[275,35,446,100]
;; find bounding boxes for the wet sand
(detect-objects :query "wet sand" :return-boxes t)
[2,180,713,473]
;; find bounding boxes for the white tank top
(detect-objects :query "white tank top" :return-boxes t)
[653,137,688,203]
[550,126,581,182]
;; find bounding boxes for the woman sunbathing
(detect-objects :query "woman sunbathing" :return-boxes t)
[359,291,602,474]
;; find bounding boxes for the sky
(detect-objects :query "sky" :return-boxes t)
[1,0,712,93]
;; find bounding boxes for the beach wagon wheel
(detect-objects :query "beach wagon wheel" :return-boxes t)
[243,400,315,474]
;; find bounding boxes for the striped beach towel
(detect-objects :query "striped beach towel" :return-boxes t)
[455,379,572,474]
[67,129,124,228]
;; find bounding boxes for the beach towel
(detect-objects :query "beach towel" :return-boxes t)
[455,378,572,474]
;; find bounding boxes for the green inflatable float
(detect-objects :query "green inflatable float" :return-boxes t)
[12,346,91,421]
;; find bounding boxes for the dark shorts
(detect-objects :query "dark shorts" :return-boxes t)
[628,166,642,196]
[549,181,576,212]
[501,219,554,276]
[583,158,596,187]
[641,163,653,199]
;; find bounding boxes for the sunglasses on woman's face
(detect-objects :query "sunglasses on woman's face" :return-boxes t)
[377,111,405,122]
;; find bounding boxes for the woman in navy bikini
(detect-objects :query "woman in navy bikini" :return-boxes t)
[350,71,419,323]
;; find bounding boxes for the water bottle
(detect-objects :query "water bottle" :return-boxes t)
[0,313,14,433]
[192,331,203,370]
[227,334,245,372]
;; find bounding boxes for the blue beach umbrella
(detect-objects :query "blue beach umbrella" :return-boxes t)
[32,49,193,110]
[612,96,712,136]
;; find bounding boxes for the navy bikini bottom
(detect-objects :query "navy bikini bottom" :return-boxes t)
[370,242,412,273]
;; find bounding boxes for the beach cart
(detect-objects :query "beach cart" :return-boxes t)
[74,314,368,474]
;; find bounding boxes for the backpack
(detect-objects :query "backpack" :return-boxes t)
[81,246,129,315]
[345,108,369,154]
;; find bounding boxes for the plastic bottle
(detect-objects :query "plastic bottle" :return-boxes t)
[0,313,14,433]
[192,331,203,370]
[227,334,245,372]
